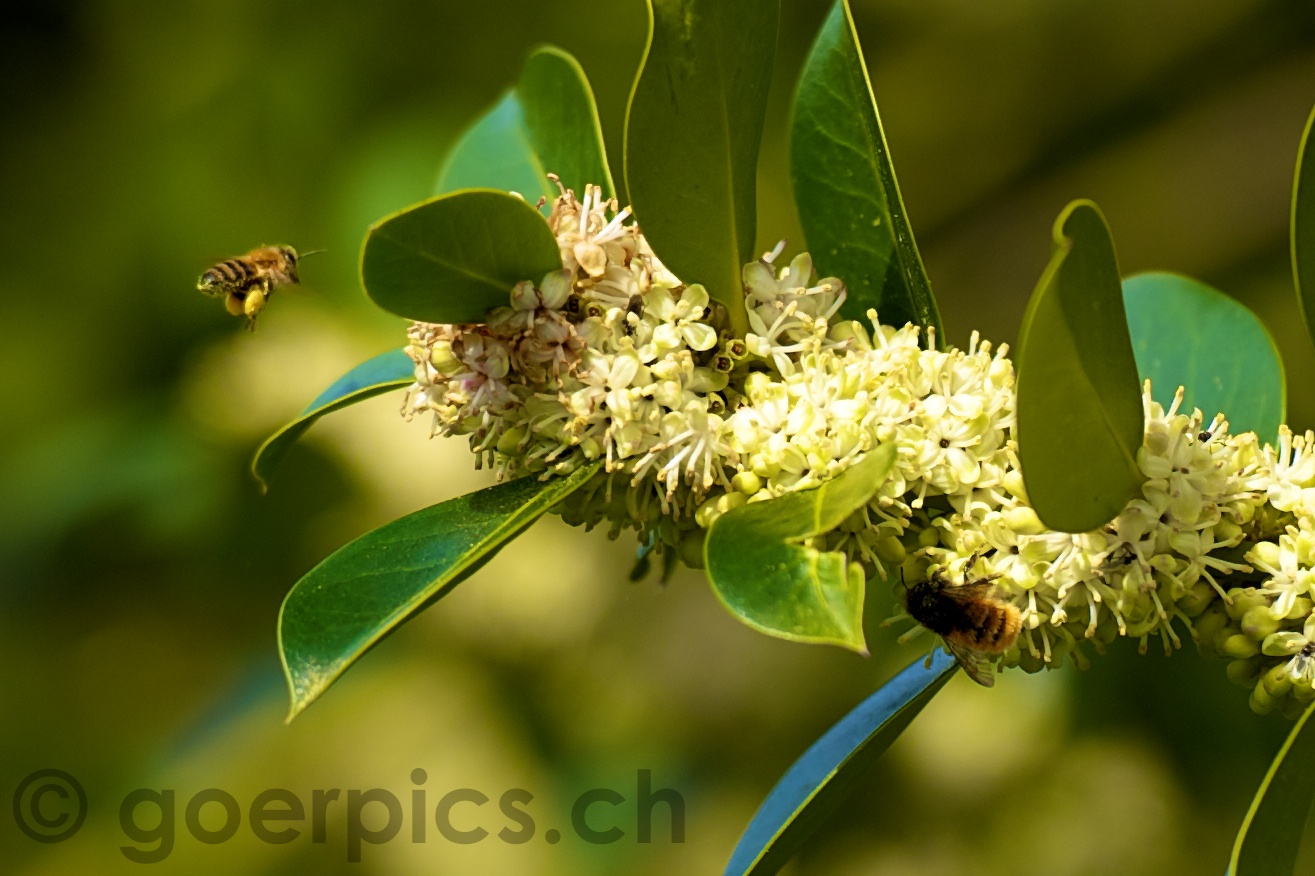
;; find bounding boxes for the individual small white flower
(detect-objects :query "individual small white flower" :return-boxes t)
[646,285,718,354]
[1252,426,1315,517]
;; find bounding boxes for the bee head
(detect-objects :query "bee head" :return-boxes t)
[279,246,300,282]
[904,574,937,616]
[285,247,325,284]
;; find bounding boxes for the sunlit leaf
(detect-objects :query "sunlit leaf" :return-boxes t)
[624,0,779,337]
[790,0,941,340]
[251,349,415,491]
[704,445,897,653]
[1123,272,1284,446]
[724,650,958,876]
[279,462,600,719]
[1227,700,1315,876]
[1015,200,1143,533]
[437,46,614,203]
[1294,102,1315,358]
[361,189,562,324]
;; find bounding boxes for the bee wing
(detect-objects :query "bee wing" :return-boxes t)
[943,639,996,688]
[941,579,998,602]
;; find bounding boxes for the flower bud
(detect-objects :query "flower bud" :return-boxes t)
[1222,634,1261,659]
[1263,663,1295,697]
[1004,506,1045,535]
[732,471,761,495]
[1242,606,1282,640]
[1003,471,1028,502]
[1226,656,1263,686]
[430,341,462,374]
[1226,589,1268,622]
[874,536,906,564]
[496,426,527,455]
[1176,581,1216,617]
[1250,682,1277,715]
[678,528,706,569]
[1215,518,1243,544]
[510,280,538,311]
[1248,540,1281,570]
[539,269,574,309]
[1191,606,1229,645]
[1285,597,1314,621]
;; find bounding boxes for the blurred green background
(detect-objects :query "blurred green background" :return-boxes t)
[2,0,1314,872]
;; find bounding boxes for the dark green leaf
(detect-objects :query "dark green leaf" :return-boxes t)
[724,650,958,876]
[1227,700,1315,876]
[361,189,562,324]
[1294,102,1315,358]
[1015,200,1143,533]
[1123,272,1284,446]
[704,445,897,652]
[624,0,779,337]
[280,462,600,719]
[251,349,415,492]
[436,46,614,203]
[790,0,942,340]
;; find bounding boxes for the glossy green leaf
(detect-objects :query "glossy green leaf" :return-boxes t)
[724,650,957,876]
[1015,200,1143,533]
[1123,272,1284,446]
[1227,700,1315,876]
[1294,102,1315,357]
[704,445,897,653]
[280,462,600,719]
[251,349,414,492]
[624,0,779,337]
[790,0,942,340]
[361,189,562,324]
[436,46,614,203]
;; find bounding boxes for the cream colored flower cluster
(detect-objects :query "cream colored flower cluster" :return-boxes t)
[905,388,1267,675]
[402,180,728,531]
[399,180,1315,713]
[1197,428,1315,718]
[401,182,1017,554]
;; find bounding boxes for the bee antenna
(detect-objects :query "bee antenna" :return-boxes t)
[298,248,327,258]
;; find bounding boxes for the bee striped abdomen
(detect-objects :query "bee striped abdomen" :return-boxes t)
[950,598,1021,652]
[225,259,250,281]
[905,571,1021,654]
[199,259,254,295]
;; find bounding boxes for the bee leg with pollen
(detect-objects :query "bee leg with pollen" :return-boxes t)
[225,291,247,318]
[242,281,270,331]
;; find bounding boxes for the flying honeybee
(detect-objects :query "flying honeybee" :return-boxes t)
[197,245,319,329]
[904,553,1021,687]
